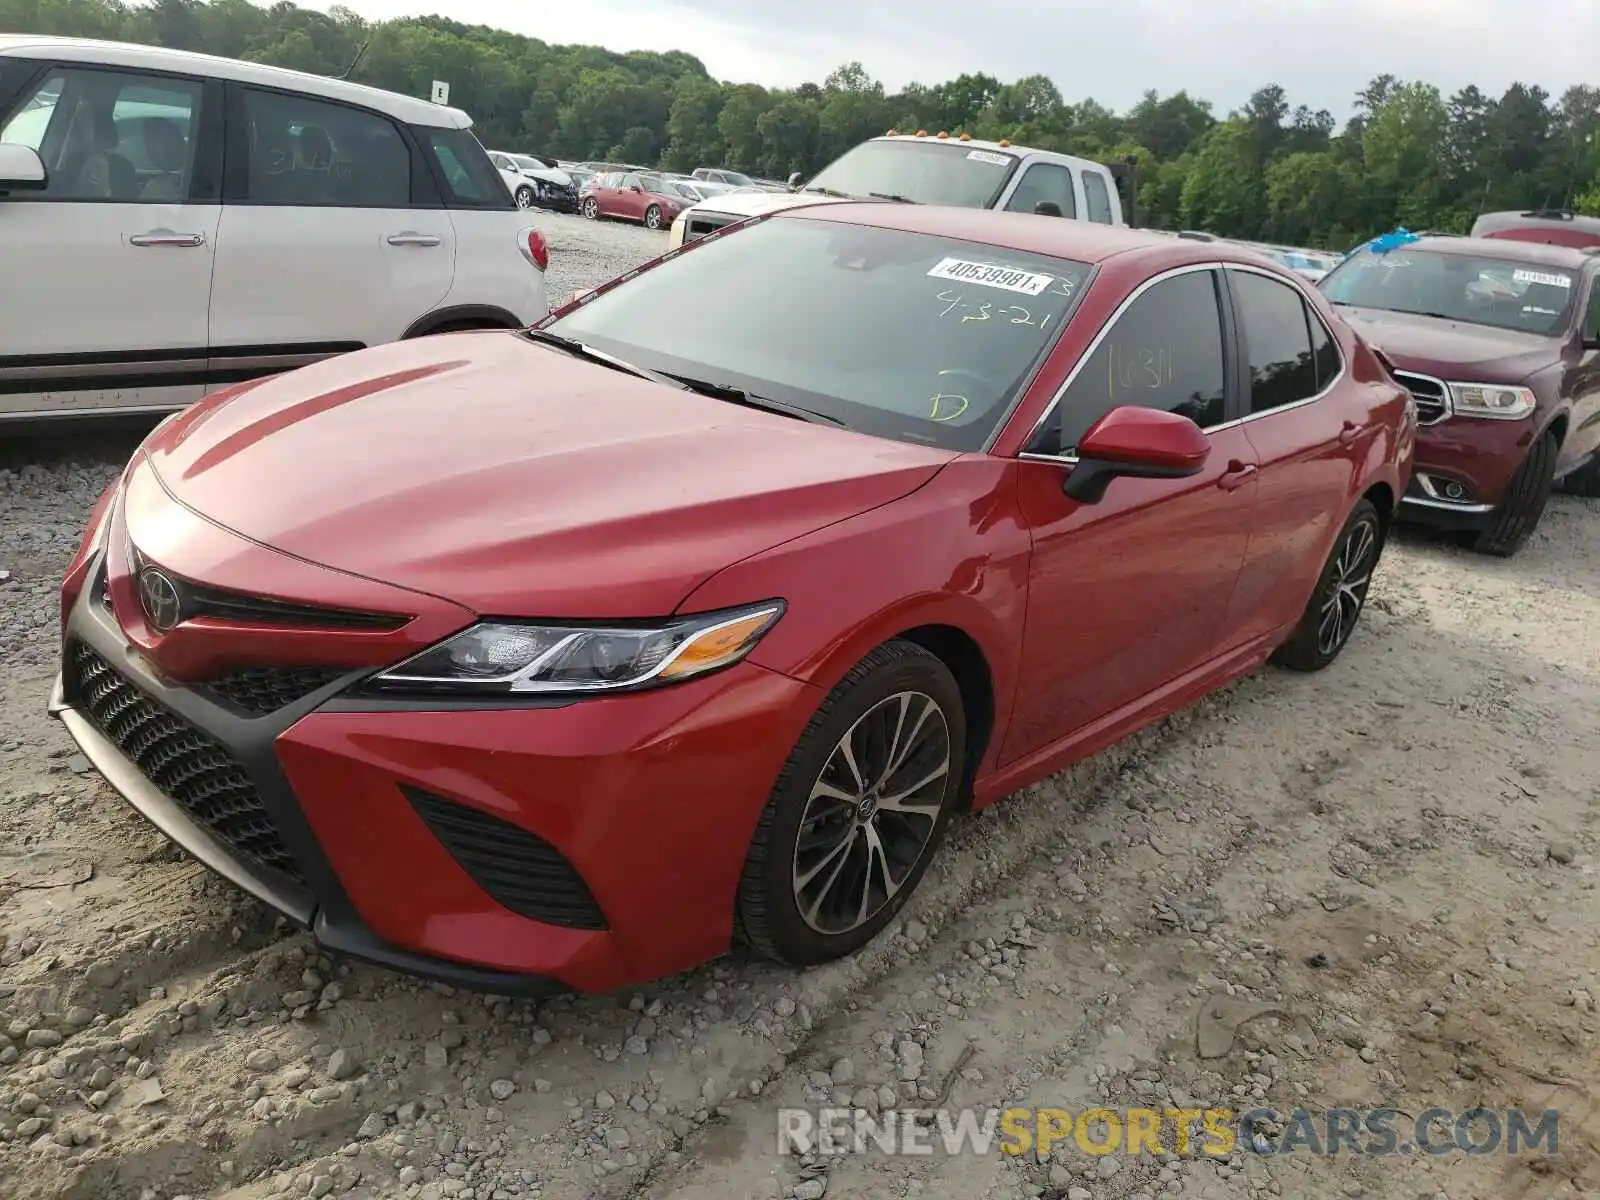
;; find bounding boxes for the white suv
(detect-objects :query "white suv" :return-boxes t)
[0,36,549,427]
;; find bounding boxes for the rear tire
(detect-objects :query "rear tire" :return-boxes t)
[734,640,965,967]
[1472,430,1558,557]
[1275,498,1384,673]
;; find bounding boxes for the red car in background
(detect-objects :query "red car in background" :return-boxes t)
[580,170,692,230]
[1320,234,1600,555]
[1471,209,1600,251]
[53,205,1412,995]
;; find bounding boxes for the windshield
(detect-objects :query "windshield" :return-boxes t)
[804,140,1020,207]
[1319,247,1577,335]
[541,216,1091,451]
[510,155,545,171]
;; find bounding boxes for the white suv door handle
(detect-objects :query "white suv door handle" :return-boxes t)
[387,232,443,247]
[129,230,206,248]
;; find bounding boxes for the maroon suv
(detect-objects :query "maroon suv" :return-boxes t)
[1318,235,1600,555]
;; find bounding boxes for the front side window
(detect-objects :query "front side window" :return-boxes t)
[1231,271,1320,413]
[1082,171,1114,224]
[1584,281,1600,342]
[418,125,509,209]
[803,139,1019,208]
[240,88,409,207]
[1038,270,1226,455]
[1,68,202,202]
[1004,163,1077,218]
[1319,247,1578,336]
[542,215,1093,452]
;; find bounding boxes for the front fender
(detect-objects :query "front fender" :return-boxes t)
[675,457,1032,780]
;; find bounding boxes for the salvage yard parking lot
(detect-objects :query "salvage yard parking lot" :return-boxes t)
[2,210,1600,1200]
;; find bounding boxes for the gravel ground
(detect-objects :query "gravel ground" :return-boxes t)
[2,216,1600,1200]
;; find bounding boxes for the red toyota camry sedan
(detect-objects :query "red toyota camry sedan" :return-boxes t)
[53,205,1413,994]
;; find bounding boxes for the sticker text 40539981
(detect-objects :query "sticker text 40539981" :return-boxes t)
[931,268,1076,332]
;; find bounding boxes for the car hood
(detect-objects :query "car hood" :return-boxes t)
[1336,306,1560,382]
[682,189,849,221]
[526,166,573,187]
[142,332,957,617]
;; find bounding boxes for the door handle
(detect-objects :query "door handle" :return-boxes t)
[387,232,443,247]
[1217,461,1258,491]
[129,230,205,248]
[1338,420,1362,446]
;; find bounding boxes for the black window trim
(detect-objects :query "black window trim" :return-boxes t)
[1219,262,1347,422]
[220,79,441,210]
[1012,261,1242,462]
[0,59,224,206]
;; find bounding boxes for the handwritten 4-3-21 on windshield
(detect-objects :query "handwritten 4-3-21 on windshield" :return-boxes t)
[934,290,1067,330]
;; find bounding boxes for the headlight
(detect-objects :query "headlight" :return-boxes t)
[1447,382,1536,420]
[370,601,784,695]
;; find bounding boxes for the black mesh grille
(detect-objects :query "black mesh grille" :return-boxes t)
[68,643,306,885]
[207,666,349,716]
[404,787,607,930]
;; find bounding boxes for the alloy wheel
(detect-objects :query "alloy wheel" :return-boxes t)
[583,198,598,219]
[791,690,950,935]
[645,206,661,229]
[1317,514,1380,656]
[516,188,534,209]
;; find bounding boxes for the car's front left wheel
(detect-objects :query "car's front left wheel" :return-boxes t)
[644,204,663,230]
[515,186,535,209]
[735,640,965,966]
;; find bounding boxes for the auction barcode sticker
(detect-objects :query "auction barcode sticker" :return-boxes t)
[927,257,1055,296]
[1513,269,1571,288]
[966,149,1012,166]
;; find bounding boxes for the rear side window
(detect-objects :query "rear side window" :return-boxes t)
[238,87,410,207]
[1231,271,1321,413]
[418,125,511,209]
[1308,306,1341,390]
[1082,171,1114,224]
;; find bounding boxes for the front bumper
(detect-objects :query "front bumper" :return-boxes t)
[533,182,579,213]
[53,549,819,994]
[1396,414,1538,530]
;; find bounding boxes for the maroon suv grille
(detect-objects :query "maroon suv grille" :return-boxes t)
[68,642,305,886]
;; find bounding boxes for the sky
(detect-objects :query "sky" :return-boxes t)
[319,0,1598,121]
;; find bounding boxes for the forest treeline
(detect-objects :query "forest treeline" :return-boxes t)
[4,0,1599,248]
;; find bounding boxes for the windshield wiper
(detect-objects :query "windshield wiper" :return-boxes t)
[801,186,854,199]
[659,373,847,427]
[523,329,681,386]
[867,192,918,204]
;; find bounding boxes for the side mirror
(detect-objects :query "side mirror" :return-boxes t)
[1034,201,1063,217]
[787,171,803,189]
[0,143,47,194]
[1062,406,1210,504]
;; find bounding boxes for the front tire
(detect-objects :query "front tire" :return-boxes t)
[644,204,662,230]
[1473,430,1558,557]
[581,197,599,220]
[1275,498,1384,672]
[735,640,966,967]
[515,186,535,209]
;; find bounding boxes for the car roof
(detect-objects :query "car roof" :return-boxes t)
[0,34,471,128]
[871,134,1110,173]
[772,202,1295,271]
[1392,234,1595,271]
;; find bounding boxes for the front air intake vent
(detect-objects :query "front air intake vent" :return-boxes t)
[403,787,608,930]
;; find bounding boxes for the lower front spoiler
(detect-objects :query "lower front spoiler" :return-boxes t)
[49,673,567,998]
[1397,494,1496,533]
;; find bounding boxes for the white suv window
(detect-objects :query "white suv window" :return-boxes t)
[239,87,410,208]
[1082,170,1114,224]
[1,68,203,202]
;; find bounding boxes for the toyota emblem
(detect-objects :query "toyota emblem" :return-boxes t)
[137,567,182,633]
